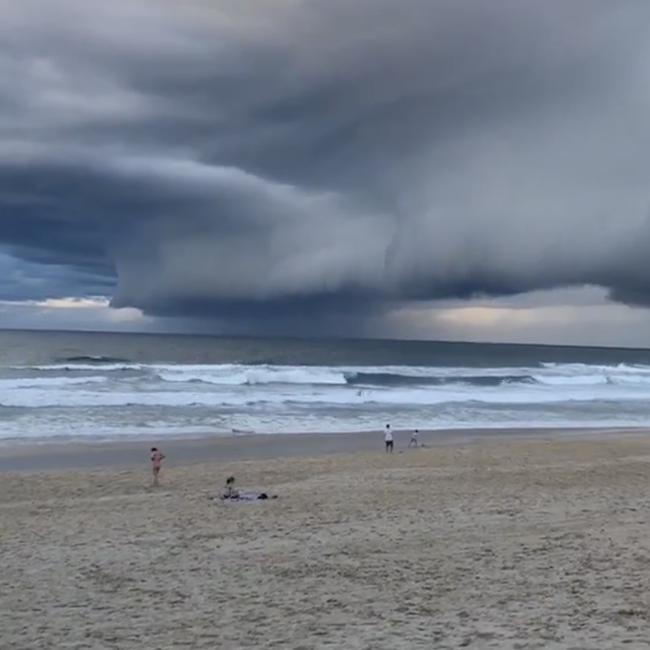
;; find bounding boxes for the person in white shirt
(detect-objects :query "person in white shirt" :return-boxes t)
[384,424,394,453]
[409,429,419,447]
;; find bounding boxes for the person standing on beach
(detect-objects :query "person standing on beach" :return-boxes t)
[150,447,165,487]
[384,424,394,453]
[409,429,419,447]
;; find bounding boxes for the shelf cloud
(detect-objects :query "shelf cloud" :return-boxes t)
[1,1,650,334]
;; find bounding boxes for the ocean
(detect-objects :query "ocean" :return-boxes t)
[2,329,650,443]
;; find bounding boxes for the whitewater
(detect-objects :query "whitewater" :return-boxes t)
[3,357,650,441]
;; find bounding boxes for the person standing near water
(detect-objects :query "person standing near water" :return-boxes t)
[409,429,419,447]
[384,424,394,453]
[150,447,165,487]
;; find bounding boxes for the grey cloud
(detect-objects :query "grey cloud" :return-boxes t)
[1,1,650,334]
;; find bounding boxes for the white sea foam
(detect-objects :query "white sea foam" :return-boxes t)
[0,376,108,389]
[530,374,609,386]
[3,360,650,440]
[15,360,650,383]
[155,364,348,385]
[0,380,647,409]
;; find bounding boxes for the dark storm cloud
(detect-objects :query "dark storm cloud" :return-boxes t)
[1,0,650,331]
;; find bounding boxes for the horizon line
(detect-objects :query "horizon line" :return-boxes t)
[1,326,649,353]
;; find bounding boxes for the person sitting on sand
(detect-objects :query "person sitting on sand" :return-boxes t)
[223,476,239,499]
[150,447,165,487]
[384,424,394,453]
[409,429,419,447]
[220,476,276,501]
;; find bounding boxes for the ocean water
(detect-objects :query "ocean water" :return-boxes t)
[2,329,650,442]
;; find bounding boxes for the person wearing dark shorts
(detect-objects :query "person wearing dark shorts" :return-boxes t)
[384,424,394,453]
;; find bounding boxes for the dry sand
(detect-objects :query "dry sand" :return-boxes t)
[3,433,650,649]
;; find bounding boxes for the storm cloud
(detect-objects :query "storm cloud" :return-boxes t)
[1,0,650,333]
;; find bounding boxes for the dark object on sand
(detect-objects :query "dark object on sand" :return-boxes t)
[222,491,277,501]
[220,476,277,501]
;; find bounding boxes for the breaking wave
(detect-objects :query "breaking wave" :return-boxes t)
[3,360,650,439]
[57,355,131,364]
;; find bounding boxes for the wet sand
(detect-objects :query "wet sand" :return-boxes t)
[0,426,633,472]
[3,431,650,649]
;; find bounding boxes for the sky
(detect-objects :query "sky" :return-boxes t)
[2,0,650,345]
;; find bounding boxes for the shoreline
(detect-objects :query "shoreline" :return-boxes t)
[1,425,648,472]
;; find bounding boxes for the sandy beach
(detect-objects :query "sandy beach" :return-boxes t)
[3,431,650,649]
